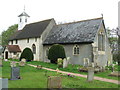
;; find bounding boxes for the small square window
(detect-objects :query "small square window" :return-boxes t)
[27,38,29,43]
[35,38,37,42]
[11,40,13,45]
[15,40,18,44]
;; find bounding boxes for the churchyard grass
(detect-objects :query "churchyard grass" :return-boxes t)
[2,61,119,88]
[27,61,119,80]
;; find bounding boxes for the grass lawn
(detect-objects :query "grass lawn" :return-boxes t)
[2,61,119,88]
[27,61,119,80]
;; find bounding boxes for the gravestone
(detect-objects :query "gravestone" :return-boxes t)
[0,59,2,67]
[63,57,70,68]
[47,76,62,88]
[19,61,25,66]
[87,67,94,82]
[0,78,8,89]
[21,58,26,62]
[36,65,42,69]
[57,58,63,68]
[10,67,20,80]
[83,58,89,67]
[10,61,16,67]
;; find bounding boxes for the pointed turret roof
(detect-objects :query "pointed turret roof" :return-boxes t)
[18,11,30,17]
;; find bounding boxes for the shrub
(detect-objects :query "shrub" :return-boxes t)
[48,44,66,64]
[20,48,34,61]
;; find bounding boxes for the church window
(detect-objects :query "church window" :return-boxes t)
[35,37,37,42]
[46,48,50,57]
[11,40,13,45]
[98,31,105,51]
[73,45,80,55]
[32,44,36,54]
[27,38,29,43]
[15,40,18,44]
[20,18,22,22]
[25,18,27,22]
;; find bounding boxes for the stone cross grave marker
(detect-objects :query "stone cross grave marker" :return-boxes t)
[10,67,20,80]
[87,67,94,82]
[0,78,8,89]
[0,59,2,67]
[19,61,25,66]
[47,76,62,88]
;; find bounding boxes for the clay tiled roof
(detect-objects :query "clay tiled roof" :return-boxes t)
[7,45,21,52]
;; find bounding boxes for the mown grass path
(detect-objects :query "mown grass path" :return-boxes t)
[28,64,120,85]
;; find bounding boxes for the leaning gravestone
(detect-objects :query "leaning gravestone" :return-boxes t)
[10,67,20,80]
[47,76,62,88]
[0,78,8,89]
[87,67,94,82]
[0,59,2,67]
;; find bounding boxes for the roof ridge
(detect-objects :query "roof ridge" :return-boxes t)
[26,18,53,26]
[56,17,103,26]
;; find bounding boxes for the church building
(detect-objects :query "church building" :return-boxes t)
[3,10,113,67]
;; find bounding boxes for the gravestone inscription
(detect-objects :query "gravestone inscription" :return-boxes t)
[10,67,20,80]
[47,76,62,88]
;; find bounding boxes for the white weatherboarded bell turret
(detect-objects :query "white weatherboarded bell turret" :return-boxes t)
[18,8,30,30]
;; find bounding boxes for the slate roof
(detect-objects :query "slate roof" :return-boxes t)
[18,12,30,17]
[9,19,53,40]
[6,45,21,52]
[43,17,103,45]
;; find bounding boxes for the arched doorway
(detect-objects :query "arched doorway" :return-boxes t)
[5,51,8,59]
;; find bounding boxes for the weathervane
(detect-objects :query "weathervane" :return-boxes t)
[24,5,25,12]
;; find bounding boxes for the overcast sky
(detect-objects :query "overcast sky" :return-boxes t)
[0,0,119,34]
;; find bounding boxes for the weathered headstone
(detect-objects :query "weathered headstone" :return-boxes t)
[0,78,8,89]
[83,58,89,67]
[10,67,20,80]
[21,58,26,62]
[57,58,63,68]
[47,76,62,88]
[0,59,2,67]
[87,67,94,82]
[10,61,16,67]
[63,57,70,68]
[36,65,42,69]
[19,61,25,66]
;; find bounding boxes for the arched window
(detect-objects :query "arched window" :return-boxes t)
[32,44,36,54]
[25,18,27,22]
[46,48,50,57]
[73,45,80,55]
[98,31,105,51]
